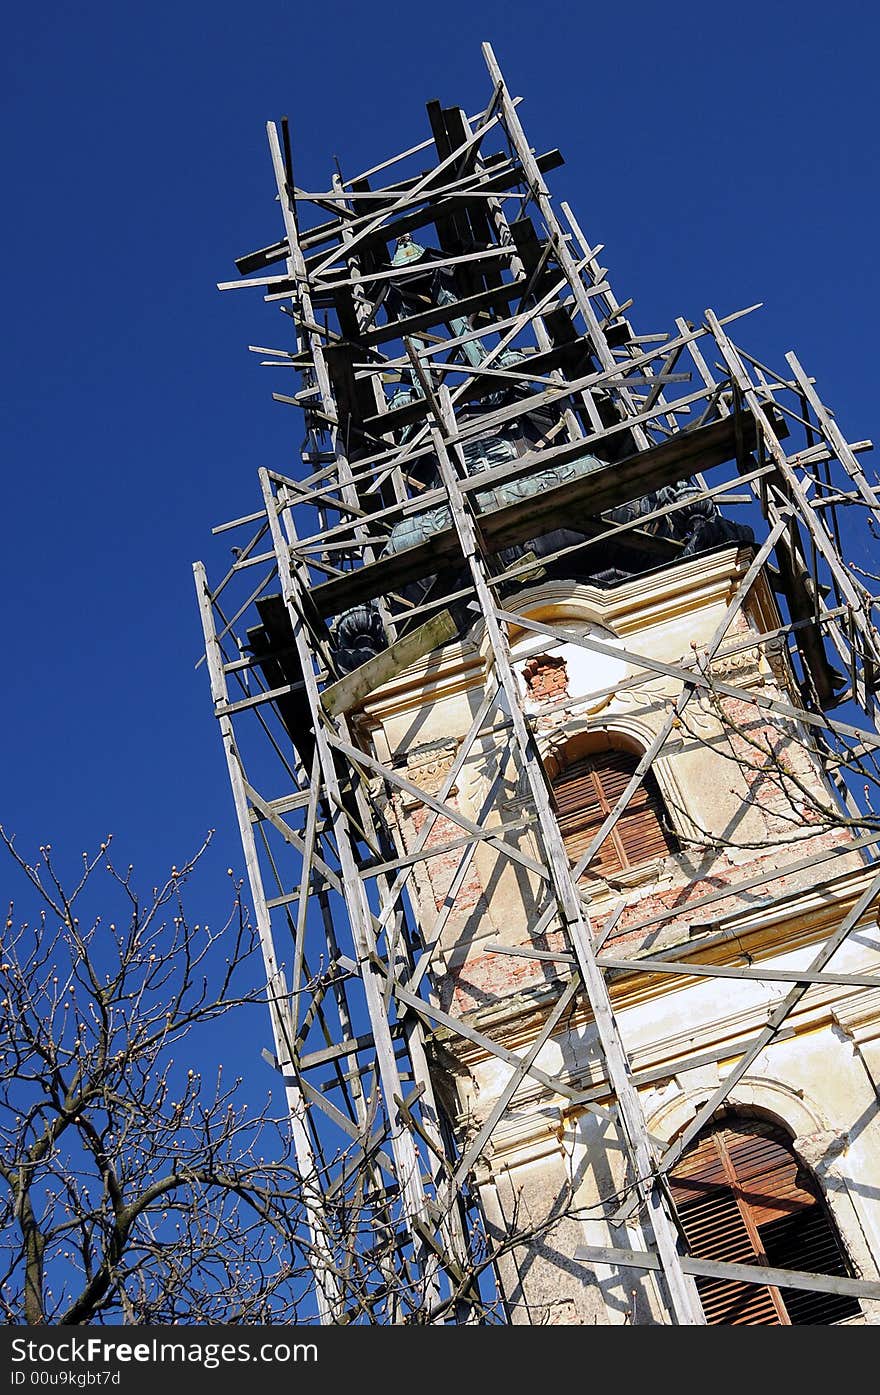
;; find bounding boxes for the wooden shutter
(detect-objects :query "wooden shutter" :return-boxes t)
[550,748,675,876]
[670,1117,860,1325]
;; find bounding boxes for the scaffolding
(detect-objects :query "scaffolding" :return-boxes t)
[193,44,880,1323]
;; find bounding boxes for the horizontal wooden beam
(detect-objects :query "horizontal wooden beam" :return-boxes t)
[359,339,593,437]
[574,1244,880,1302]
[356,276,530,348]
[482,413,756,553]
[597,953,880,991]
[311,414,754,617]
[299,150,565,261]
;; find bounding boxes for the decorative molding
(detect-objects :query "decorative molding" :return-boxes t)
[708,645,763,685]
[832,989,880,1046]
[646,1075,830,1149]
[477,1105,567,1170]
[399,739,460,807]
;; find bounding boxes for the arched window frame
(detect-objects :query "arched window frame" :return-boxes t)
[668,1109,862,1326]
[542,726,683,880]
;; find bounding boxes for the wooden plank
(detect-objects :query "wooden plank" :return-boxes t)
[248,790,312,820]
[488,463,772,591]
[596,953,880,991]
[291,750,322,1037]
[326,730,551,883]
[481,413,757,552]
[571,1028,798,1107]
[573,1246,880,1301]
[235,238,290,276]
[392,980,608,1111]
[321,609,457,715]
[358,275,530,348]
[362,814,533,879]
[298,1030,380,1071]
[359,339,592,437]
[312,245,512,296]
[485,943,575,964]
[312,531,462,620]
[299,150,565,261]
[434,387,705,1324]
[217,678,306,716]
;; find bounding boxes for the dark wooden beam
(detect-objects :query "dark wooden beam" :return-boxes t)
[356,276,529,348]
[359,339,592,437]
[483,413,757,553]
[310,414,756,618]
[302,150,564,267]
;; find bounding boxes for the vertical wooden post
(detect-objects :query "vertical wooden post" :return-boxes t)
[260,470,446,1306]
[193,561,340,1323]
[431,387,706,1326]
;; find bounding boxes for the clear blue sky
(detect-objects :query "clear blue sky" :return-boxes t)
[2,1,878,988]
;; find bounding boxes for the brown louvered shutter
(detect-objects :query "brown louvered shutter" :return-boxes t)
[670,1117,861,1325]
[550,748,676,877]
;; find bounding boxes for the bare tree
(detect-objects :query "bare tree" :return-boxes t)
[668,677,880,856]
[0,829,316,1325]
[0,828,581,1327]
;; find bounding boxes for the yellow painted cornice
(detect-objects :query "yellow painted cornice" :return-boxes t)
[355,544,781,732]
[436,861,880,1069]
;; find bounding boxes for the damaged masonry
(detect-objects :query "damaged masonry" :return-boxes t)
[194,44,880,1324]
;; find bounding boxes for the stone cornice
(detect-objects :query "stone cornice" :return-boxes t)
[832,988,880,1045]
[434,861,880,1073]
[353,545,780,731]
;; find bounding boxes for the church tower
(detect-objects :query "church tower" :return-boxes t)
[195,46,880,1323]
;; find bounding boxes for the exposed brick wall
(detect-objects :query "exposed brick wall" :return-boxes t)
[445,926,570,1013]
[440,823,859,1014]
[696,693,841,834]
[381,637,862,1019]
[523,654,569,702]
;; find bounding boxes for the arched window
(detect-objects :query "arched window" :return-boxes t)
[669,1114,860,1325]
[549,741,677,877]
